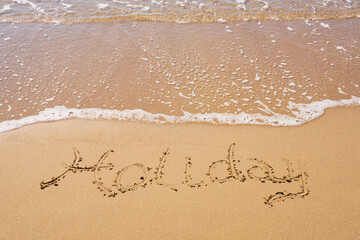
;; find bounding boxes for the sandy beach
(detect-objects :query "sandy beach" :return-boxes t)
[1,0,360,239]
[0,106,359,239]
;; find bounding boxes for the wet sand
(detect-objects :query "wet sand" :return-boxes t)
[1,19,359,125]
[0,106,359,239]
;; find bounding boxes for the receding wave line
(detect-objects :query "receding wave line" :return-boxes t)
[1,96,359,133]
[1,10,359,24]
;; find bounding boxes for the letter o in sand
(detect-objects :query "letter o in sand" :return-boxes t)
[115,163,149,193]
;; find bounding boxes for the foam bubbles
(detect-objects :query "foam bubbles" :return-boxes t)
[1,96,359,133]
[13,0,45,14]
[336,46,347,51]
[97,3,109,9]
[1,0,360,23]
[0,4,11,12]
[320,22,331,29]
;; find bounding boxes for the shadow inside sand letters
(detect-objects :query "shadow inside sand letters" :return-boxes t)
[40,143,310,207]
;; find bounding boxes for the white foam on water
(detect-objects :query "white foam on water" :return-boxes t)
[336,46,347,51]
[97,3,109,9]
[235,0,246,10]
[1,97,360,133]
[304,20,312,26]
[45,96,55,102]
[150,0,162,5]
[13,0,45,14]
[0,0,358,24]
[287,96,360,121]
[61,2,72,9]
[320,22,331,29]
[259,0,269,10]
[0,4,11,12]
[179,92,191,99]
[338,87,348,95]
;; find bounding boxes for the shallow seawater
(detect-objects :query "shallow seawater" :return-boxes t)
[0,0,359,23]
[0,1,359,132]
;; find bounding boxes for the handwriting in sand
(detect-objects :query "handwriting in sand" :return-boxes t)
[40,143,309,206]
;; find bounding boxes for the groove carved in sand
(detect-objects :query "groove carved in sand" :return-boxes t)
[40,143,310,206]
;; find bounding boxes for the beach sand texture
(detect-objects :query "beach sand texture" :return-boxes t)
[0,107,359,239]
[1,0,360,239]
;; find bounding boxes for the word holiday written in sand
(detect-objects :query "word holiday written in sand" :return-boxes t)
[40,143,309,206]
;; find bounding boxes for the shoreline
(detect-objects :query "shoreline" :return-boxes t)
[1,101,360,133]
[1,19,359,125]
[1,11,360,24]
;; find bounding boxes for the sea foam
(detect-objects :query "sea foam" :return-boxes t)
[0,96,359,133]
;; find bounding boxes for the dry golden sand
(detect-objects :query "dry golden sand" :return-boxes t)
[0,106,359,239]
